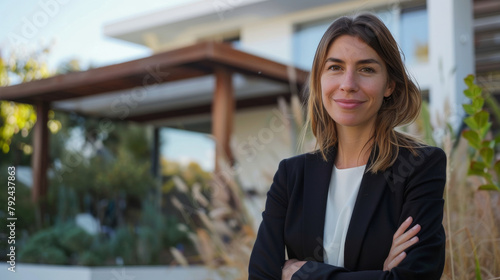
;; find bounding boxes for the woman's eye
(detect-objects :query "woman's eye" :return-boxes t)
[328,65,342,71]
[360,67,375,73]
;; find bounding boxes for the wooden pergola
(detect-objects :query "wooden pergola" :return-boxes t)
[0,41,308,203]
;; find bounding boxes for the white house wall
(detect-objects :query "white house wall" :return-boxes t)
[428,0,474,135]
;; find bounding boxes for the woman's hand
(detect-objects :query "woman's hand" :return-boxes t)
[282,259,307,280]
[383,216,421,271]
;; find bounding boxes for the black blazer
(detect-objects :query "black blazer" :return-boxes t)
[248,145,447,280]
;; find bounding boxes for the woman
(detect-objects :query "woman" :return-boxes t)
[248,13,446,280]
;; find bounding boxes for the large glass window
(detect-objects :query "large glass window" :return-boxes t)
[293,6,429,70]
[292,9,399,71]
[293,18,333,71]
[400,7,429,65]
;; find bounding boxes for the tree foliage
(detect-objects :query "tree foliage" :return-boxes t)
[0,48,71,156]
[0,49,50,155]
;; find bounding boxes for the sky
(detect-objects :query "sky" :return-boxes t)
[0,0,215,171]
[0,0,198,68]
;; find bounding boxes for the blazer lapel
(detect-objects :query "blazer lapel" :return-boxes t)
[343,153,388,270]
[302,147,335,262]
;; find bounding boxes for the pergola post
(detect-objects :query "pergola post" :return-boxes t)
[212,67,234,172]
[31,101,49,203]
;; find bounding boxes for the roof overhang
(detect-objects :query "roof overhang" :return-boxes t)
[0,41,308,122]
[104,0,348,48]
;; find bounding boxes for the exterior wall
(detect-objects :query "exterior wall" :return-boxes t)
[231,105,298,228]
[232,106,295,193]
[240,19,294,64]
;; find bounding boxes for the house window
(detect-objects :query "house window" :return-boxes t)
[400,6,429,65]
[293,18,333,71]
[292,9,398,71]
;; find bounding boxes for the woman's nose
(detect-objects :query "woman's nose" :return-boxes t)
[339,71,359,93]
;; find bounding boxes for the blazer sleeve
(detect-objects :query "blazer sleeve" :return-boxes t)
[248,159,289,280]
[291,147,447,280]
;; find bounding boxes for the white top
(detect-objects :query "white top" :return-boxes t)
[323,164,366,267]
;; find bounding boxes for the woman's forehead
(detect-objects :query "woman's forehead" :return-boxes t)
[325,35,383,63]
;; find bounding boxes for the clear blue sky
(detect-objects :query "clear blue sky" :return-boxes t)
[0,0,215,171]
[0,0,197,68]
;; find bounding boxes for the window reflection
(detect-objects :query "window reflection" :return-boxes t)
[400,7,429,65]
[292,6,429,69]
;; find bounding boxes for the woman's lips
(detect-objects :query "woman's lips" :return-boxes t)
[334,99,365,109]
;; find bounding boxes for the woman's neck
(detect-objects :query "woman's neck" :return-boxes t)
[335,125,374,169]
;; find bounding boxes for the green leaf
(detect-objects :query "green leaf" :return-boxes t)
[481,140,493,148]
[478,184,500,191]
[464,89,474,99]
[494,160,500,176]
[468,161,493,183]
[473,97,484,111]
[474,111,489,129]
[464,74,474,88]
[480,147,494,165]
[463,104,476,115]
[468,168,485,177]
[464,116,479,130]
[462,130,481,149]
[479,122,492,139]
[471,85,482,98]
[470,161,487,171]
[494,133,500,144]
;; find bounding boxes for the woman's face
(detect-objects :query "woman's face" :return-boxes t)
[320,35,393,131]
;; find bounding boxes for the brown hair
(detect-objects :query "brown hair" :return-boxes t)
[305,13,423,173]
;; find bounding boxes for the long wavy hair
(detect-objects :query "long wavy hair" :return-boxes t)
[305,13,423,173]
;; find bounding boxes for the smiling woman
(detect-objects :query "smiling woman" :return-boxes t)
[249,13,446,280]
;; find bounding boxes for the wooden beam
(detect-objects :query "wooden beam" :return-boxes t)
[212,67,234,171]
[31,101,49,203]
[0,42,308,106]
[210,42,309,86]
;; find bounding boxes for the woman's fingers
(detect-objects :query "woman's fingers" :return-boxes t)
[282,259,306,280]
[390,233,419,260]
[393,223,421,248]
[383,216,421,271]
[387,252,406,269]
[393,216,413,239]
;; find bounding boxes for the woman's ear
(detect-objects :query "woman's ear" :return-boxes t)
[384,80,395,97]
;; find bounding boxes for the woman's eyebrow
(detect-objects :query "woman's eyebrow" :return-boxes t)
[325,57,344,64]
[357,58,382,66]
[325,57,381,66]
